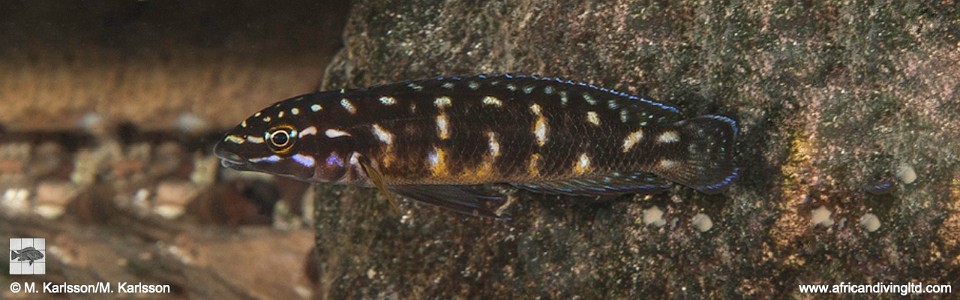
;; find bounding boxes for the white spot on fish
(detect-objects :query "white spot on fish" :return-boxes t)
[574,153,592,175]
[436,113,450,140]
[325,129,352,138]
[311,104,322,112]
[291,108,300,115]
[292,154,316,167]
[620,110,629,123]
[534,117,548,147]
[657,131,680,144]
[246,136,265,144]
[544,86,555,94]
[408,82,423,91]
[224,135,245,144]
[249,155,282,163]
[241,120,247,128]
[607,100,620,110]
[278,111,285,118]
[379,96,397,106]
[482,96,503,107]
[254,112,262,117]
[507,84,518,91]
[434,96,452,109]
[586,111,600,126]
[559,91,569,106]
[299,126,318,138]
[486,131,500,158]
[371,124,394,145]
[622,129,644,152]
[442,82,455,89]
[583,93,596,105]
[523,85,534,94]
[659,159,678,170]
[529,103,542,116]
[468,81,479,89]
[340,99,357,114]
[263,116,271,122]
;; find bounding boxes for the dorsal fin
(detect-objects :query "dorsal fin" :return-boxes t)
[513,172,671,197]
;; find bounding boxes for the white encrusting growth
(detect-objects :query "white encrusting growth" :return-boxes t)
[434,96,452,109]
[298,126,318,138]
[436,113,450,140]
[482,96,503,107]
[586,111,600,126]
[379,96,397,106]
[371,124,394,145]
[325,129,352,138]
[292,154,316,167]
[340,99,357,114]
[311,104,322,112]
[657,131,680,143]
[622,130,644,152]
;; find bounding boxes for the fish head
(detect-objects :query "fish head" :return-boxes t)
[214,93,355,183]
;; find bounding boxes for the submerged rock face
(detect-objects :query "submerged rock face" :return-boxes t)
[315,1,960,298]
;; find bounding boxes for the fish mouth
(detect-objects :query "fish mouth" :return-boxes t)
[214,143,251,170]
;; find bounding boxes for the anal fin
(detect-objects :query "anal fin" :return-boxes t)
[513,172,671,197]
[388,185,509,219]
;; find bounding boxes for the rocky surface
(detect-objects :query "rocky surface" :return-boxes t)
[315,1,960,298]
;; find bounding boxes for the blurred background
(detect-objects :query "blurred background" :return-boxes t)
[1,1,350,298]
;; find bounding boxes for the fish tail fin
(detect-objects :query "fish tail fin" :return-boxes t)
[654,115,739,194]
[11,250,17,260]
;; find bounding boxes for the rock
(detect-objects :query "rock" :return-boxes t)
[314,1,960,298]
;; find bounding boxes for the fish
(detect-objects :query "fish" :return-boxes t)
[214,74,739,218]
[11,247,44,265]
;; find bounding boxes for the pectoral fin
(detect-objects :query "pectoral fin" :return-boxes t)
[388,185,508,219]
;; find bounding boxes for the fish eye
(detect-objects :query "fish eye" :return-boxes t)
[266,125,297,154]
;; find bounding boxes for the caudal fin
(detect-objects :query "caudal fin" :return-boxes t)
[11,250,18,260]
[653,115,739,194]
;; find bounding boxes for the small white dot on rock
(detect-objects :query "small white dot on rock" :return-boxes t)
[811,206,834,227]
[895,163,916,184]
[859,213,881,232]
[642,206,666,227]
[691,213,713,232]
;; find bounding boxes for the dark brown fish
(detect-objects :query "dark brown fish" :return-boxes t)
[11,247,44,265]
[214,74,739,218]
